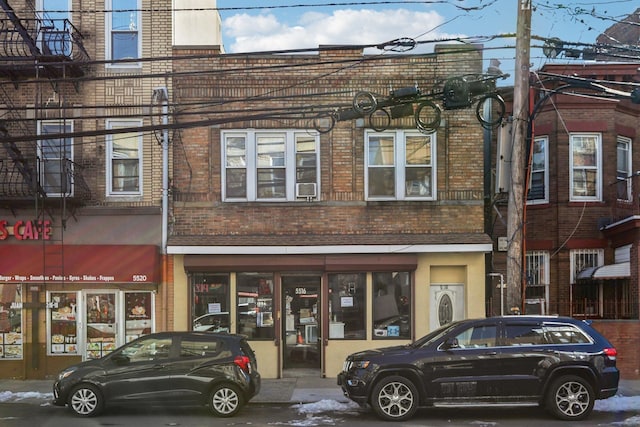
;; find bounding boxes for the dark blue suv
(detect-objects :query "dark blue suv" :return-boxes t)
[338,316,619,422]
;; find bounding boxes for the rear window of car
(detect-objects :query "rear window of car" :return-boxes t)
[180,337,221,358]
[543,324,592,344]
[504,323,545,345]
[504,322,592,345]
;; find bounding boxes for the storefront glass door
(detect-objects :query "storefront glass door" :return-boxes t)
[282,275,321,373]
[85,291,118,359]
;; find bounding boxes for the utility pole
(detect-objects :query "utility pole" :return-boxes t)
[506,0,531,314]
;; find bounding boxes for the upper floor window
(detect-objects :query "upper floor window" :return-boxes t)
[222,130,319,202]
[38,120,73,197]
[527,136,548,204]
[617,136,632,202]
[569,133,601,202]
[37,0,71,56]
[106,120,142,196]
[365,130,435,200]
[106,0,141,65]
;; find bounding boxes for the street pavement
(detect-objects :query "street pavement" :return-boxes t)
[1,377,639,405]
[0,376,348,404]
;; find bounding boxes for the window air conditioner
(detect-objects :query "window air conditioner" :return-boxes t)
[296,183,317,198]
[524,299,545,315]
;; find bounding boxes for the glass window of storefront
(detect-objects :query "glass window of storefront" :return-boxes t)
[372,272,411,339]
[237,273,274,339]
[0,284,23,359]
[191,273,230,332]
[49,292,79,355]
[328,273,366,339]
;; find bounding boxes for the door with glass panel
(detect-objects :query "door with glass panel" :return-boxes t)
[84,291,118,360]
[282,275,321,372]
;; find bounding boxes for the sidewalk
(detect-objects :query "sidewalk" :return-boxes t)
[1,377,638,405]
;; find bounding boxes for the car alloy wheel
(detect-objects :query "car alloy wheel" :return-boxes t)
[547,375,594,421]
[209,383,244,417]
[69,384,103,417]
[371,375,419,421]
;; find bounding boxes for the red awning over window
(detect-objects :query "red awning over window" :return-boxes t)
[0,245,161,284]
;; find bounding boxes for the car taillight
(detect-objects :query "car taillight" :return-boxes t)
[604,348,617,360]
[234,355,252,373]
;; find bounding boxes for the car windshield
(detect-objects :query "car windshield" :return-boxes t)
[411,321,462,348]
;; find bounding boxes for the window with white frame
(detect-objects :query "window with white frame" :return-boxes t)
[617,136,632,201]
[38,120,73,197]
[570,249,603,283]
[222,130,319,201]
[106,0,141,64]
[366,130,435,200]
[527,136,548,204]
[570,133,601,201]
[525,251,549,303]
[107,120,142,195]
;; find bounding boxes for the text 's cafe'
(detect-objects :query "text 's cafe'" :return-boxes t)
[0,219,161,379]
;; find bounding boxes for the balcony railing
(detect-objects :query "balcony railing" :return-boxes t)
[571,298,639,320]
[0,155,91,204]
[0,16,89,77]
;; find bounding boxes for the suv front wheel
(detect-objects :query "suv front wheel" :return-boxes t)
[546,375,594,421]
[370,375,419,421]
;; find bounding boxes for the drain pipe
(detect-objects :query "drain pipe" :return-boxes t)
[153,87,169,254]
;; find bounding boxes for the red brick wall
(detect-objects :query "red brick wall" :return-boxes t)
[592,320,640,379]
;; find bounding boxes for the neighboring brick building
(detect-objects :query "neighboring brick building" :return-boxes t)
[168,44,493,378]
[489,62,640,378]
[0,0,179,379]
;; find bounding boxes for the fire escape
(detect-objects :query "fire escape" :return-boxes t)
[0,0,92,276]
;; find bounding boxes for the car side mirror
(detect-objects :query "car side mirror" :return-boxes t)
[443,337,460,350]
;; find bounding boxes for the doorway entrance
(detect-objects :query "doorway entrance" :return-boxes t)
[282,275,321,375]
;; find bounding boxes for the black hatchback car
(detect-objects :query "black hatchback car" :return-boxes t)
[53,331,260,417]
[338,316,619,422]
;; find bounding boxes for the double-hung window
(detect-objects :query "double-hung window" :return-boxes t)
[365,130,435,200]
[617,136,632,201]
[106,0,141,65]
[38,120,73,197]
[107,120,142,196]
[222,130,320,201]
[570,133,601,201]
[525,251,549,313]
[527,136,548,204]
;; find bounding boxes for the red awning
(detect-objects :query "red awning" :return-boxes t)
[0,245,161,284]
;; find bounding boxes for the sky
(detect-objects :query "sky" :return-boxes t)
[215,1,639,82]
[1,391,639,425]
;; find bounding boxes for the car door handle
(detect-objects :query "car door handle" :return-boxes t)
[484,351,498,356]
[152,364,165,369]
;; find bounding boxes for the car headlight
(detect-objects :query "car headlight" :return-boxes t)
[352,360,370,369]
[58,369,76,381]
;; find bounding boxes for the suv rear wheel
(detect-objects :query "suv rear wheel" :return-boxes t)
[371,375,419,421]
[546,375,594,421]
[209,383,244,417]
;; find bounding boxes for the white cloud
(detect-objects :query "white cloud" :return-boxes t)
[223,8,455,53]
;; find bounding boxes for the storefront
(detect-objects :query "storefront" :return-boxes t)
[169,246,490,379]
[0,244,161,379]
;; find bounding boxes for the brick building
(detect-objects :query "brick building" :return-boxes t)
[489,62,640,378]
[0,0,179,379]
[168,44,493,378]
